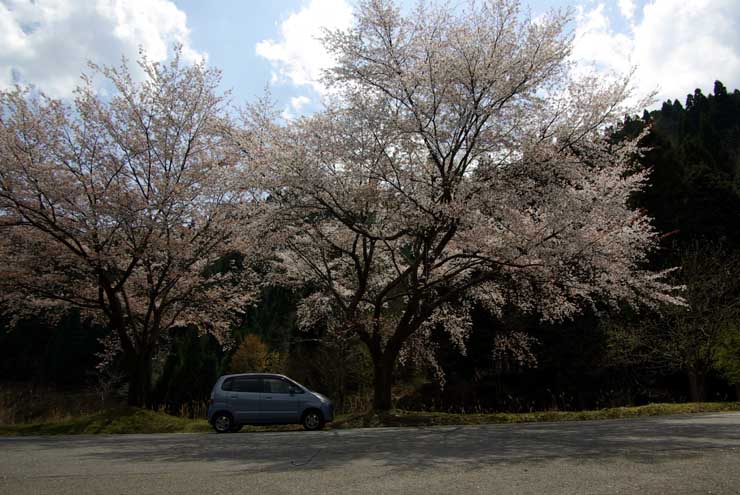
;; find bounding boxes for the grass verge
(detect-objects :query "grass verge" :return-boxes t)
[1,402,739,436]
[0,407,211,436]
[332,402,740,429]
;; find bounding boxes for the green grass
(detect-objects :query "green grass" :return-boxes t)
[332,402,740,429]
[0,407,211,436]
[1,402,739,436]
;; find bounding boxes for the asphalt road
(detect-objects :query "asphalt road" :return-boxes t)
[2,413,740,495]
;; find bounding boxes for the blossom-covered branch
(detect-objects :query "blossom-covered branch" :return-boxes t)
[0,47,264,406]
[256,0,684,411]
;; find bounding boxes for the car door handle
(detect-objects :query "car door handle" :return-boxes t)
[264,396,272,400]
[230,395,237,398]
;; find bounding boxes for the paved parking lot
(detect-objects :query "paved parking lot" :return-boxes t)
[2,412,740,494]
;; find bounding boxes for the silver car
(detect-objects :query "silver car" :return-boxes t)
[207,373,333,432]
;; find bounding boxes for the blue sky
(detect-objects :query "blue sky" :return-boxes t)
[2,0,739,114]
[172,0,298,105]
[173,0,580,106]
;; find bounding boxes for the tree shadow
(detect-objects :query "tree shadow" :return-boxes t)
[3,413,740,475]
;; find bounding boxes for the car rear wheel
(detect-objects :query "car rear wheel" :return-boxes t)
[212,412,233,433]
[302,410,325,431]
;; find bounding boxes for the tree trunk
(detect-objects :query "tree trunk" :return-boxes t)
[126,351,153,407]
[366,317,420,412]
[372,357,394,412]
[735,383,740,402]
[687,368,706,402]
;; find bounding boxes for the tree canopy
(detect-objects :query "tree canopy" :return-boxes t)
[252,0,683,410]
[0,48,263,405]
[1,2,738,413]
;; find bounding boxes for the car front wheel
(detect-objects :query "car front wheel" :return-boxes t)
[302,410,325,431]
[212,412,233,433]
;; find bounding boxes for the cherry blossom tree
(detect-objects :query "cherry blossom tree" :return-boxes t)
[257,0,683,411]
[0,49,261,406]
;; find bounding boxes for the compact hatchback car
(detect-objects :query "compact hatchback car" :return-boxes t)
[207,373,333,432]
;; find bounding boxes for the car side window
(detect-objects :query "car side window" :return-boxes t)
[234,377,262,393]
[221,378,234,391]
[263,378,291,394]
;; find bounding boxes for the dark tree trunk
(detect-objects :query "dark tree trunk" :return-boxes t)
[735,383,740,402]
[126,351,153,407]
[103,288,154,407]
[372,358,394,411]
[365,315,421,412]
[688,368,706,402]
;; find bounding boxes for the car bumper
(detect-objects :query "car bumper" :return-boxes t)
[322,403,334,422]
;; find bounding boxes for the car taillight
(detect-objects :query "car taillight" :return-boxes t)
[208,398,214,405]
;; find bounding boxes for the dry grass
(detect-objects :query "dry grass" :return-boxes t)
[0,382,121,425]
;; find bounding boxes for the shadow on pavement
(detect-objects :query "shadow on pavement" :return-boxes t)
[3,413,740,475]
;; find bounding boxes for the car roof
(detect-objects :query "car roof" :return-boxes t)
[219,373,290,380]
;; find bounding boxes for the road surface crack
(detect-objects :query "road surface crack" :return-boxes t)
[291,449,321,467]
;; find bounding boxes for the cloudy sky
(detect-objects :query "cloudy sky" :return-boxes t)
[1,0,738,117]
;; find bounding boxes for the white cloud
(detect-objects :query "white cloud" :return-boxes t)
[281,95,312,120]
[255,0,353,95]
[290,95,311,112]
[618,0,636,20]
[0,0,204,97]
[572,4,634,76]
[572,0,740,106]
